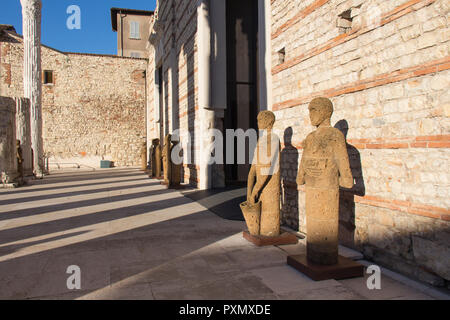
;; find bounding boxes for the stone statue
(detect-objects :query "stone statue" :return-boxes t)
[140,142,147,171]
[151,138,162,178]
[296,97,353,265]
[16,140,24,180]
[243,111,281,237]
[168,139,182,188]
[162,134,171,184]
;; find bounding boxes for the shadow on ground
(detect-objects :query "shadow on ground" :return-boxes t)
[181,186,246,221]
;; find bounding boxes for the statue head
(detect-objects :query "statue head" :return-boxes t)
[308,97,333,127]
[152,138,160,146]
[16,140,21,147]
[164,134,171,144]
[257,111,275,130]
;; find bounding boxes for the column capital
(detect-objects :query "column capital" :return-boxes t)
[20,0,42,10]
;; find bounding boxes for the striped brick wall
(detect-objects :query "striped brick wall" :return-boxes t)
[147,0,200,185]
[272,0,449,285]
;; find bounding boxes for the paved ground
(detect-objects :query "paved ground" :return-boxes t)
[0,168,446,300]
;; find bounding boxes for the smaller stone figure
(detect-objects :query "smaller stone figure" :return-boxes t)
[151,138,162,178]
[168,138,182,188]
[240,111,298,246]
[16,140,24,180]
[242,111,281,237]
[140,142,147,171]
[162,134,171,184]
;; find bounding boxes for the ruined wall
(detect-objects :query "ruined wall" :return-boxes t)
[147,0,200,185]
[1,31,147,168]
[272,0,449,286]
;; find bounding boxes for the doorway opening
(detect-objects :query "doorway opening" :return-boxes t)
[224,0,259,186]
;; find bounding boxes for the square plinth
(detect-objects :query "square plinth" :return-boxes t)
[243,231,299,247]
[287,254,364,281]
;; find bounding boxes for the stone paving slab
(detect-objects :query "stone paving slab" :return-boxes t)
[0,168,445,300]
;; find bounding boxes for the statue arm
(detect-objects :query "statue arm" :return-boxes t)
[250,167,271,204]
[247,165,256,203]
[296,141,306,186]
[335,133,353,189]
[17,149,23,163]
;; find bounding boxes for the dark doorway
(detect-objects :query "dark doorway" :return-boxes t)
[224,0,259,185]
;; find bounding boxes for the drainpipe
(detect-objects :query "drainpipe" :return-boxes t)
[119,10,127,57]
[197,0,213,190]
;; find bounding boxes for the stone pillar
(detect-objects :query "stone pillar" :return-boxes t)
[15,97,33,176]
[20,0,44,177]
[0,97,18,185]
[198,0,213,190]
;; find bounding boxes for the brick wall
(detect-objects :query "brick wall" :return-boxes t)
[271,0,449,285]
[0,31,147,168]
[147,0,200,185]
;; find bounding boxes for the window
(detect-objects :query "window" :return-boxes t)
[43,70,53,84]
[277,47,286,65]
[337,9,353,34]
[130,52,141,58]
[130,21,140,39]
[337,5,361,34]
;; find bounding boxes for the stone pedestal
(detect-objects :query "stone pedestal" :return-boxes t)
[0,97,19,187]
[287,254,364,281]
[15,97,33,176]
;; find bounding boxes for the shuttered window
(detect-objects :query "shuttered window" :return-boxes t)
[130,21,140,39]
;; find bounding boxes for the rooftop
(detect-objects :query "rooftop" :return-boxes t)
[0,24,16,34]
[110,7,154,32]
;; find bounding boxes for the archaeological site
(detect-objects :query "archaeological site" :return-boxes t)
[0,0,448,303]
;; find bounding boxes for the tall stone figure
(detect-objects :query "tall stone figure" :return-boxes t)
[161,134,171,184]
[240,111,298,246]
[16,140,24,183]
[297,97,354,265]
[151,138,162,178]
[20,0,44,178]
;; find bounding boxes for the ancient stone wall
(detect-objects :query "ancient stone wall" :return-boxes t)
[147,0,200,185]
[271,0,449,286]
[1,31,148,168]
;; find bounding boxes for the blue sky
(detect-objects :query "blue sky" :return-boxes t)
[1,0,156,55]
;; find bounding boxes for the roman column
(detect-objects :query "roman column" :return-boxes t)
[20,0,44,178]
[197,0,213,190]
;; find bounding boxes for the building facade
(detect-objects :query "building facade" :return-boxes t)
[146,0,449,286]
[1,28,148,168]
[111,8,154,59]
